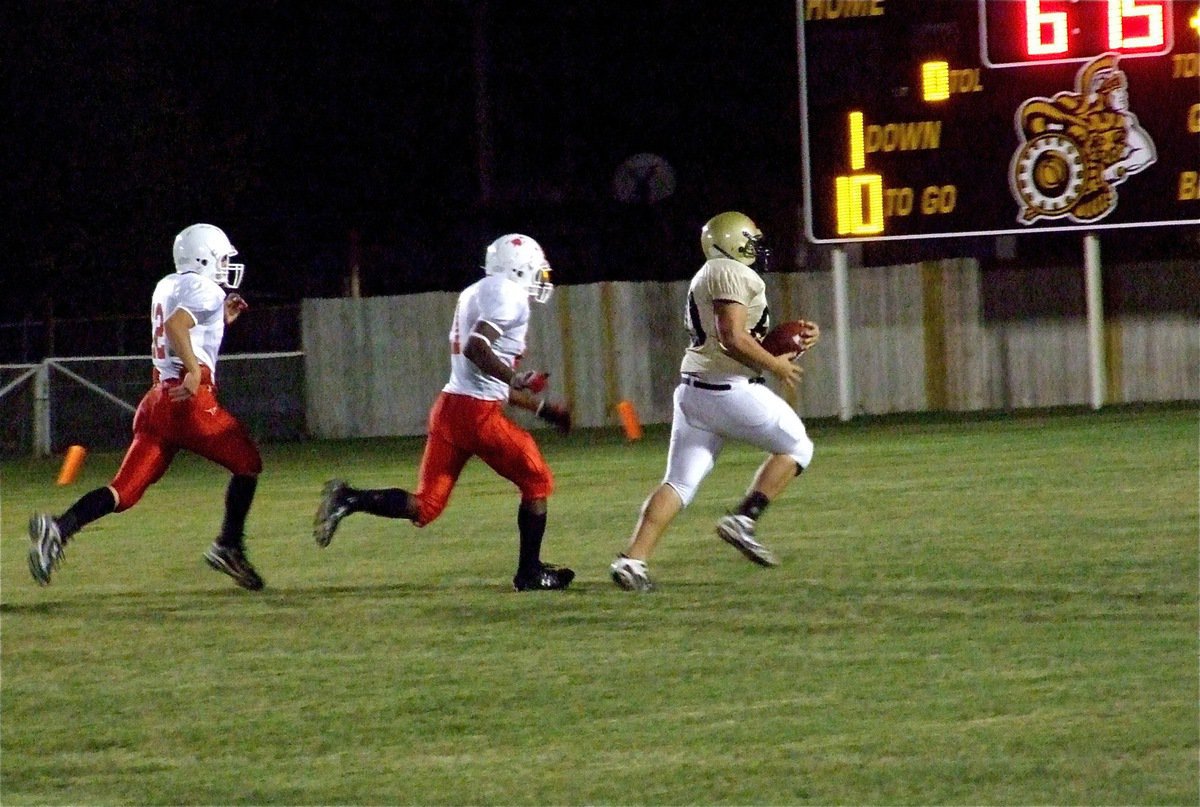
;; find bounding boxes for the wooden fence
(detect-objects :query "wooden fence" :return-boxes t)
[301,259,1198,438]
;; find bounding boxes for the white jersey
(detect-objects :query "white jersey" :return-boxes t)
[150,272,227,383]
[443,274,530,401]
[680,257,770,379]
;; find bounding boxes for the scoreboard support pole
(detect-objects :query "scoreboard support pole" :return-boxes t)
[832,247,854,421]
[1084,233,1107,410]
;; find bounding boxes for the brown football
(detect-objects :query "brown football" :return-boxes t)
[760,321,809,357]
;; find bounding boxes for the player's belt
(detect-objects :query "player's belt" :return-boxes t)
[680,375,765,391]
[153,366,215,388]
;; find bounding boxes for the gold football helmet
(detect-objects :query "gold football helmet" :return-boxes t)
[700,211,769,270]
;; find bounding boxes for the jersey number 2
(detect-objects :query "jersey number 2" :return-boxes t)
[152,303,168,360]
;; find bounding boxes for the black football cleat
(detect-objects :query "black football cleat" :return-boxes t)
[313,479,351,547]
[204,542,265,591]
[512,562,575,591]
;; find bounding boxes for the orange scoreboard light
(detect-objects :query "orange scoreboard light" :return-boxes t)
[797,0,1200,243]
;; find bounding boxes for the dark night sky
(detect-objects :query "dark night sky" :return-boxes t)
[5,0,803,324]
[10,0,1190,340]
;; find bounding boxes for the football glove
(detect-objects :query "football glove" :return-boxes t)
[511,370,549,393]
[536,400,572,434]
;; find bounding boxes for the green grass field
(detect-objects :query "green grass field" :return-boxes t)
[1,407,1196,805]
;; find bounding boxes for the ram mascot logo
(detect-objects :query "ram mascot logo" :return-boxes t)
[1009,53,1156,224]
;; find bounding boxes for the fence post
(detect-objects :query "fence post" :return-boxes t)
[33,360,51,457]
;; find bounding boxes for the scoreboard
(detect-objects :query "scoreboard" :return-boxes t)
[798,0,1200,243]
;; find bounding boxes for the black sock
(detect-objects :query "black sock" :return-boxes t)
[347,488,414,519]
[57,487,117,540]
[218,474,258,547]
[517,503,547,575]
[735,490,771,521]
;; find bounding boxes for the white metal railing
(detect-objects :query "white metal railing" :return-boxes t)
[0,353,304,456]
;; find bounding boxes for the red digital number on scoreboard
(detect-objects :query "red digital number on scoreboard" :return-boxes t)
[981,0,1174,68]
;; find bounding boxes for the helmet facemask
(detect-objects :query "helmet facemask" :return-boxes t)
[738,232,771,272]
[701,211,771,272]
[213,254,245,289]
[484,234,554,303]
[173,223,245,289]
[528,266,553,303]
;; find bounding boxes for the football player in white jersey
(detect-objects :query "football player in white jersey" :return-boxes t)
[28,224,266,590]
[314,234,576,591]
[610,212,820,591]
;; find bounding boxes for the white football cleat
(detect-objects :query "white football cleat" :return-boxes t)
[610,555,654,591]
[716,514,778,567]
[28,513,66,586]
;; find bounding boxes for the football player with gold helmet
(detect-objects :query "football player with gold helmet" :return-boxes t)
[611,212,819,591]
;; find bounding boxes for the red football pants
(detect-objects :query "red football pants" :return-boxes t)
[109,373,262,511]
[413,392,553,526]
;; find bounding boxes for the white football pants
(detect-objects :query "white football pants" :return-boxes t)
[662,378,814,507]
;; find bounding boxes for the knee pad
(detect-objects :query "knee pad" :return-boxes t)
[110,480,146,513]
[414,494,446,528]
[227,446,263,477]
[789,436,814,470]
[517,467,554,502]
[663,479,698,508]
[776,416,814,470]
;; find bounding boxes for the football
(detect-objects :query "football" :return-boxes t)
[760,320,812,357]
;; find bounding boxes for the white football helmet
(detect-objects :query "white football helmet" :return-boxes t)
[700,211,770,271]
[172,223,244,288]
[483,234,553,303]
